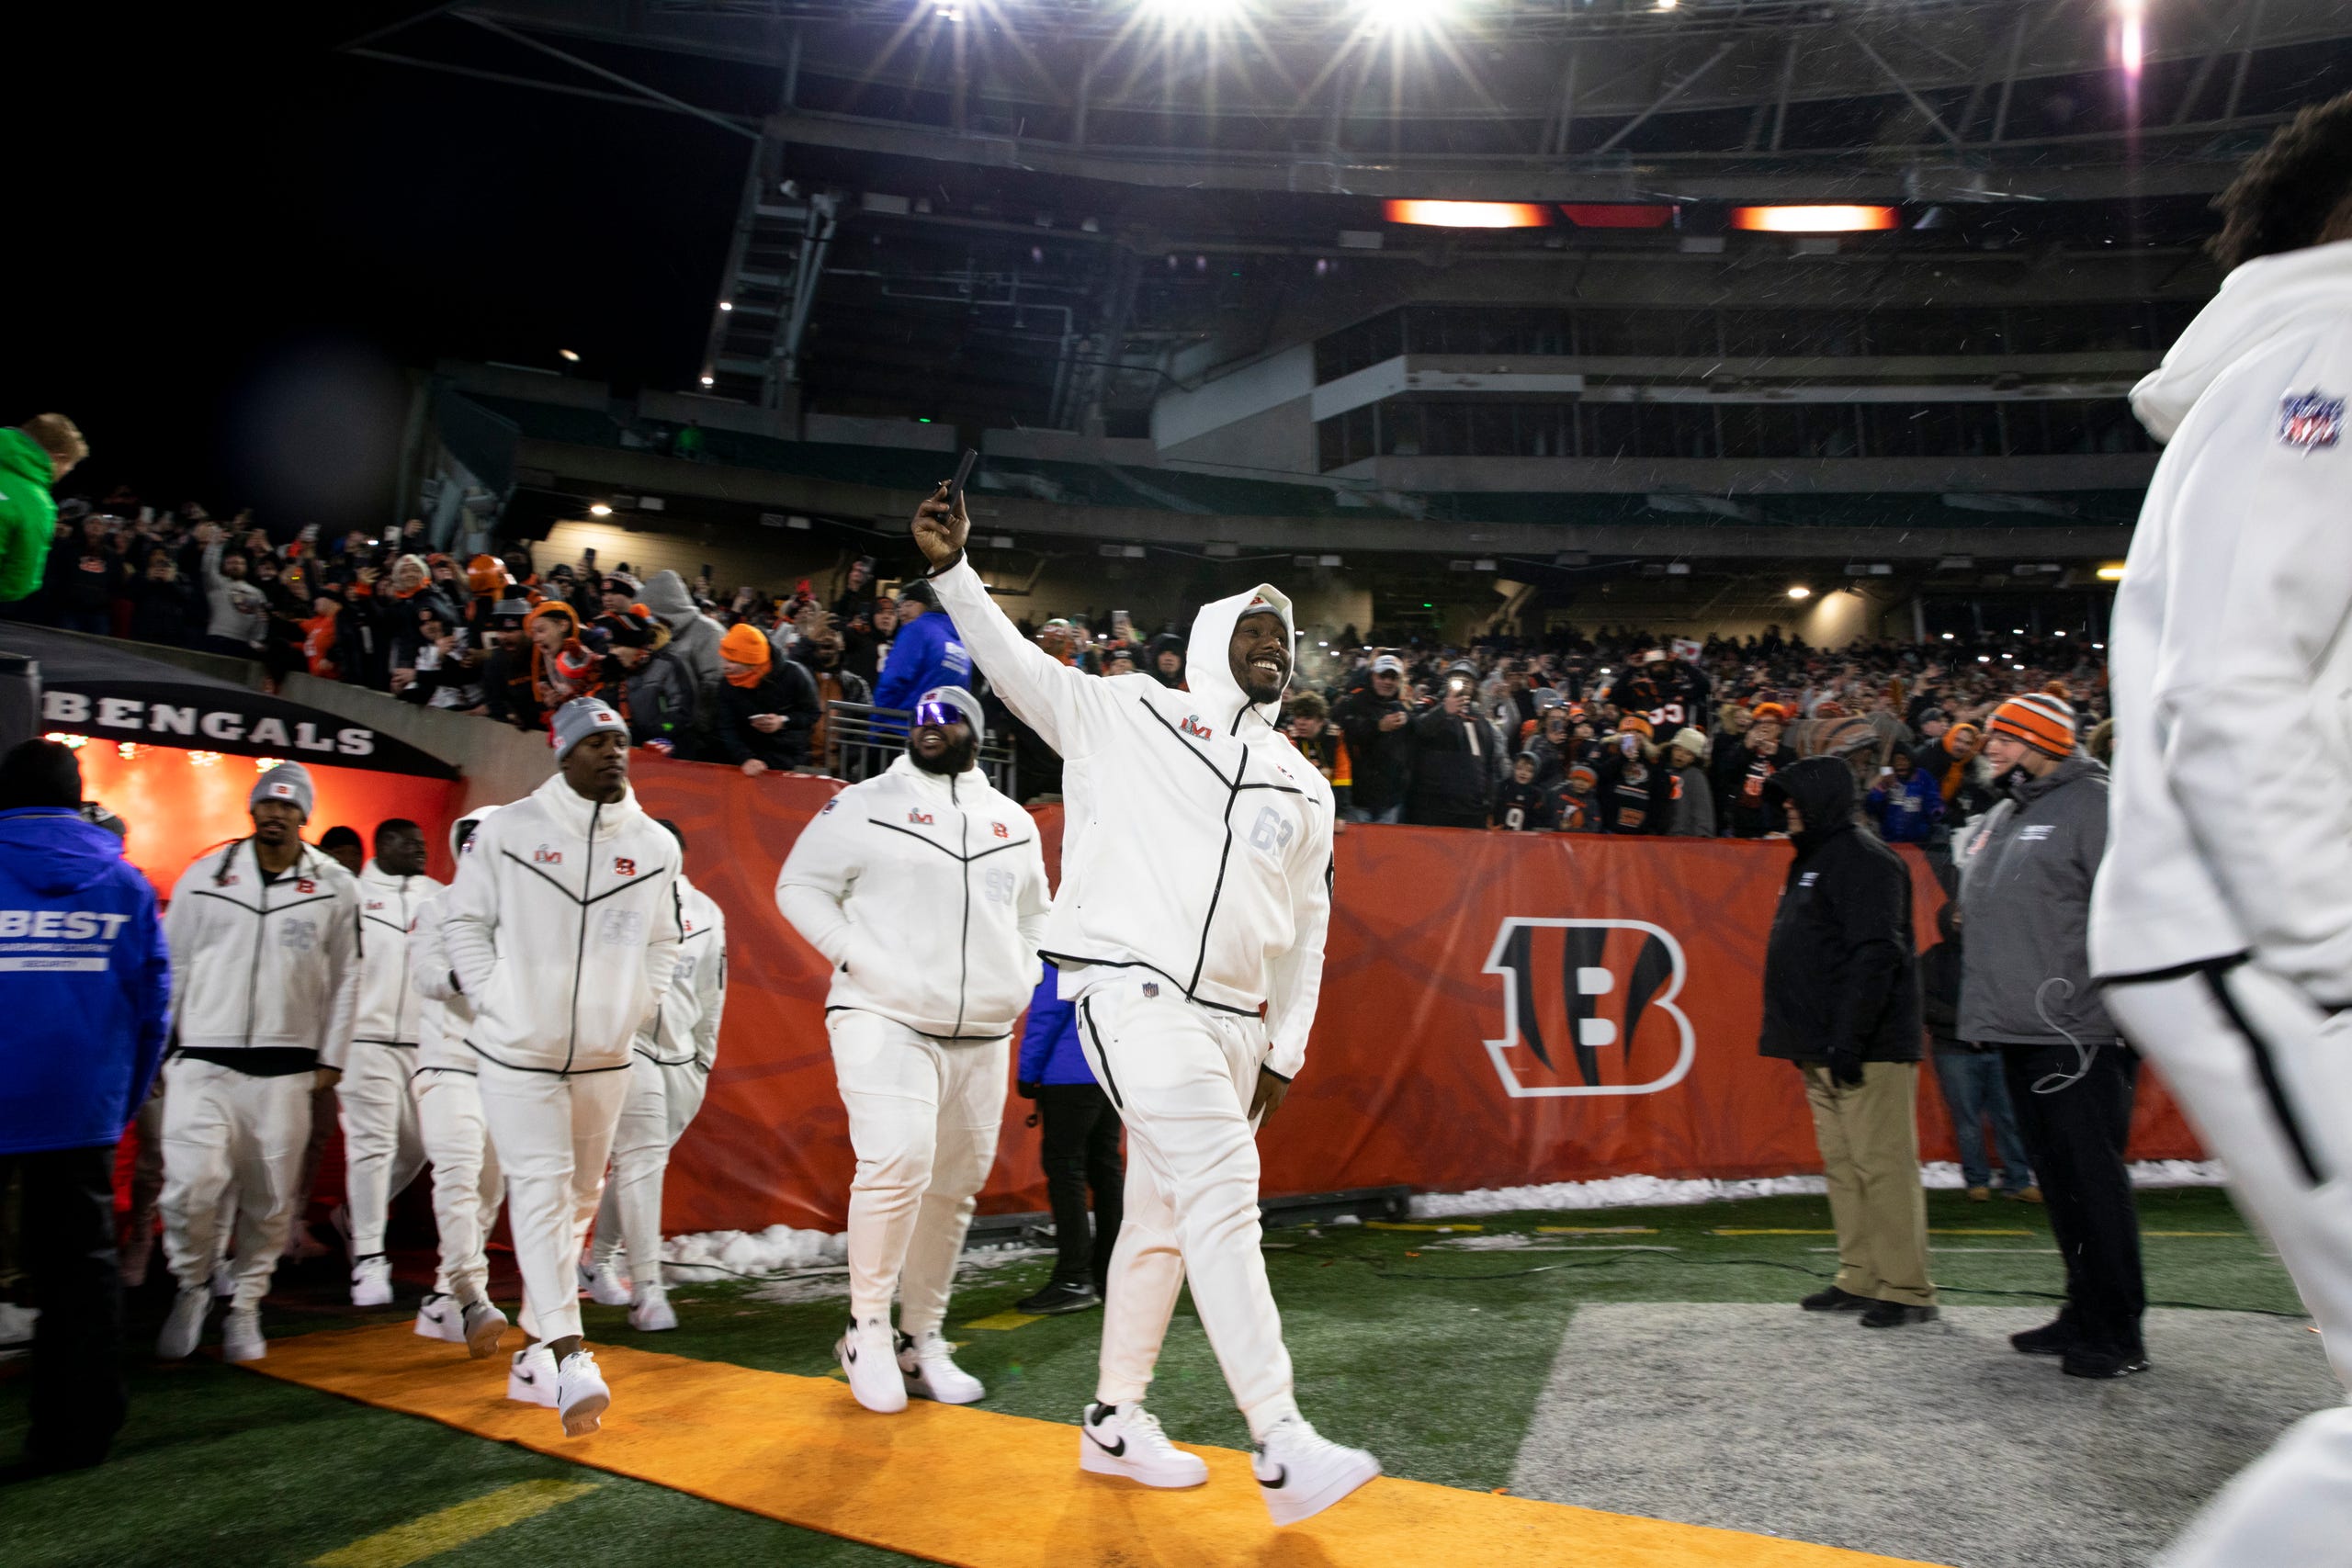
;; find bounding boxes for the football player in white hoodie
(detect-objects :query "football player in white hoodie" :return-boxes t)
[911,494,1379,1526]
[156,761,360,1365]
[587,817,727,1333]
[406,807,512,1359]
[443,698,683,1437]
[2089,96,2352,1567]
[341,818,441,1309]
[778,686,1050,1413]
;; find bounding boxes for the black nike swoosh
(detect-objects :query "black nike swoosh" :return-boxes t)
[515,1371,537,1384]
[1259,1465,1288,1489]
[1085,1428,1127,1458]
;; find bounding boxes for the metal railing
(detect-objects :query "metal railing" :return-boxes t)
[824,701,1017,798]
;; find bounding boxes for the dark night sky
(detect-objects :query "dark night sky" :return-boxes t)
[20,8,750,530]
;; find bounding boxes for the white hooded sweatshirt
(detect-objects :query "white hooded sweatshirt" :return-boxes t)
[352,859,445,1048]
[411,807,497,1073]
[165,839,361,1068]
[928,558,1335,1078]
[441,773,684,1075]
[635,874,728,1070]
[776,753,1050,1039]
[2090,238,2352,998]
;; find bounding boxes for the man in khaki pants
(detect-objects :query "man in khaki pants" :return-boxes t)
[1758,756,1935,1327]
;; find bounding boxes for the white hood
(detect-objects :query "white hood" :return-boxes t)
[2132,239,2352,442]
[1183,581,1297,733]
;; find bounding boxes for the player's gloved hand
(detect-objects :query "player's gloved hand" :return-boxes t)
[1826,1046,1866,1089]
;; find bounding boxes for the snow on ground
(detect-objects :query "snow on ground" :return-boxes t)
[1408,1160,2225,1220]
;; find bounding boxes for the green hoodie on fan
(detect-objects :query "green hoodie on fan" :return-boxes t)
[0,428,59,604]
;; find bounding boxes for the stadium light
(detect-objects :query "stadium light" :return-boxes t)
[1360,0,1451,32]
[1145,0,1243,19]
[2097,564,2127,581]
[1385,200,1550,229]
[699,374,716,387]
[2116,0,2145,73]
[589,503,613,516]
[1786,585,1812,600]
[559,348,581,363]
[1730,206,1901,233]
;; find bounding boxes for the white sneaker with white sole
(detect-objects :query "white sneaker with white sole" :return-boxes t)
[587,1258,634,1308]
[221,1307,267,1364]
[413,1292,464,1344]
[157,1285,210,1360]
[350,1255,393,1308]
[507,1345,558,1406]
[628,1284,678,1333]
[556,1348,610,1437]
[463,1301,510,1359]
[1077,1402,1209,1489]
[1252,1416,1380,1526]
[834,1316,908,1414]
[898,1329,985,1404]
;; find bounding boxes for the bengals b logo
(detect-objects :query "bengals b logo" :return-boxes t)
[1481,919,1695,1099]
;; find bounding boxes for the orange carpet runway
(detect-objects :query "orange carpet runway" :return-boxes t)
[247,1325,1947,1568]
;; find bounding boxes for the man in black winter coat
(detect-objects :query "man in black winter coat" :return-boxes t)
[1759,756,1937,1328]
[1406,675,1502,829]
[1332,654,1416,823]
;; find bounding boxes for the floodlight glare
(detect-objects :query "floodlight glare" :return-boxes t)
[589,503,613,517]
[1385,200,1550,229]
[1145,0,1243,19]
[1730,205,1901,233]
[2097,564,2127,581]
[1786,585,1812,600]
[1360,0,1449,32]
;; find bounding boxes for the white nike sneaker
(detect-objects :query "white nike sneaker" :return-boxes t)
[587,1258,634,1308]
[628,1284,678,1333]
[507,1345,558,1406]
[413,1292,465,1344]
[1252,1416,1381,1527]
[463,1300,511,1359]
[898,1329,985,1404]
[157,1285,209,1360]
[351,1255,394,1308]
[834,1316,908,1414]
[221,1307,267,1364]
[556,1348,611,1437]
[1078,1402,1209,1489]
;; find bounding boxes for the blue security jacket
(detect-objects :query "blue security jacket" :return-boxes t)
[1016,973,1096,1089]
[0,807,172,1154]
[872,605,974,715]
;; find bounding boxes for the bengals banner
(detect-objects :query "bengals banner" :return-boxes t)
[637,761,2200,1234]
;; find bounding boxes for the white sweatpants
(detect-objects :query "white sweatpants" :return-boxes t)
[158,1058,314,1311]
[477,1060,628,1345]
[413,1067,503,1305]
[2106,961,2352,1568]
[594,1055,710,1287]
[829,1010,1007,1337]
[1078,977,1297,1438]
[339,1045,427,1259]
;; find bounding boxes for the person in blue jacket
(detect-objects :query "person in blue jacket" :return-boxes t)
[872,581,973,718]
[1013,972,1124,1315]
[1865,746,1946,845]
[0,739,170,1472]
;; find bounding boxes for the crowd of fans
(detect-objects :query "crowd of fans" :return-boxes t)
[7,498,2109,839]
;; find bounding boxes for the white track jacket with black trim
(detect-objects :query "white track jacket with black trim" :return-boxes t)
[2090,238,2352,999]
[165,840,362,1068]
[635,875,728,1069]
[352,860,444,1048]
[441,773,684,1075]
[407,889,471,1073]
[928,558,1335,1079]
[775,755,1049,1040]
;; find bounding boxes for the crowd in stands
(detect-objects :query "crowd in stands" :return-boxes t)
[8,498,2109,838]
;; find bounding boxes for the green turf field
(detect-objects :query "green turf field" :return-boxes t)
[0,1187,2301,1568]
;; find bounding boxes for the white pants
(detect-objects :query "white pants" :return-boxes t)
[2107,962,2352,1568]
[477,1060,628,1345]
[829,1010,1007,1337]
[414,1067,503,1305]
[158,1058,313,1310]
[594,1055,710,1287]
[1078,977,1297,1438]
[339,1044,426,1259]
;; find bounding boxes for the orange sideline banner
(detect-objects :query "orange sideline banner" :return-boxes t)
[638,760,2201,1234]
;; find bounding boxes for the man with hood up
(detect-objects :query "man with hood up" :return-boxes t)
[1759,756,1934,1330]
[913,484,1380,1527]
[638,570,724,749]
[2087,94,2352,1565]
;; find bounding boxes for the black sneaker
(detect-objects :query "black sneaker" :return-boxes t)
[1015,1281,1102,1315]
[1859,1302,1940,1328]
[1800,1285,1871,1313]
[2062,1346,2151,1379]
[2010,1318,2079,1357]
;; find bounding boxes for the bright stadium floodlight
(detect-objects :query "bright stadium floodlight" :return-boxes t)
[1786,585,1812,600]
[1145,0,1244,19]
[2097,564,2127,581]
[2116,0,2145,73]
[1385,200,1550,229]
[1361,0,1450,33]
[589,503,612,517]
[1730,206,1901,233]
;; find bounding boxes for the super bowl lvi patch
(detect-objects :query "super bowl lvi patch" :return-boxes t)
[2278,389,2344,451]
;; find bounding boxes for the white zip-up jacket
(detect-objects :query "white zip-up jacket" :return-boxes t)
[165,839,361,1068]
[2090,238,2352,999]
[636,875,728,1070]
[352,860,444,1049]
[441,773,684,1075]
[929,560,1335,1078]
[777,754,1050,1040]
[408,888,470,1073]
